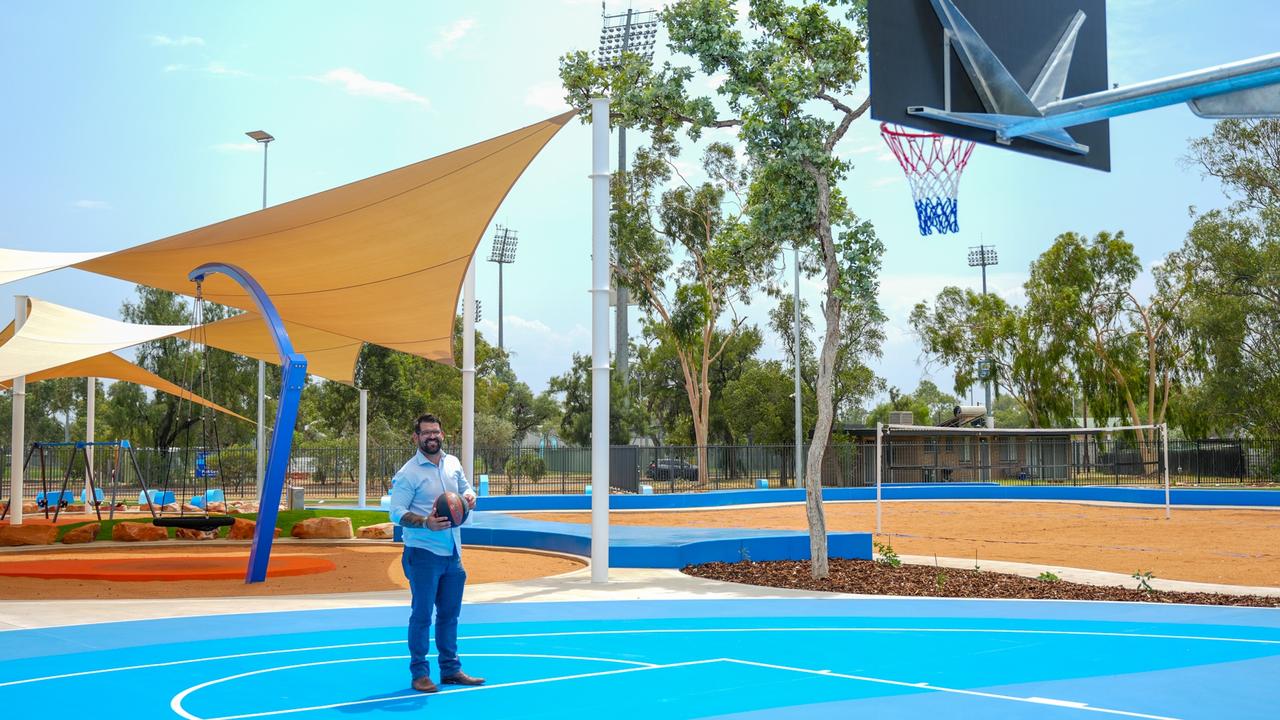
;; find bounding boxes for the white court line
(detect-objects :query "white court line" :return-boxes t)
[172,657,717,720]
[722,658,1182,720]
[5,625,1279,689]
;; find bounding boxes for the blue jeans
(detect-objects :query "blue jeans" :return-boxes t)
[402,546,467,680]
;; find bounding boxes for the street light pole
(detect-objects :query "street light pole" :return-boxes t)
[246,130,274,496]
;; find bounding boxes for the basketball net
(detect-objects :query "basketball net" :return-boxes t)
[880,123,975,236]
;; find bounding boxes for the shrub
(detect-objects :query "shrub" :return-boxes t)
[505,454,547,482]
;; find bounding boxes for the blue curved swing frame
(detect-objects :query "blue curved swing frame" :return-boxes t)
[188,262,307,584]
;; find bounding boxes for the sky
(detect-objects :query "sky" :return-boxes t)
[1,0,1277,414]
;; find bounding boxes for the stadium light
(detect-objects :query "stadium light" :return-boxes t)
[488,225,518,350]
[595,6,660,392]
[967,243,998,433]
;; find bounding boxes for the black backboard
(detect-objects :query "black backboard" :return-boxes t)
[868,0,1110,171]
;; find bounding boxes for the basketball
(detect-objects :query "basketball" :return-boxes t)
[432,491,470,527]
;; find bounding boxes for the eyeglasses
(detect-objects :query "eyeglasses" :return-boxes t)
[416,430,443,437]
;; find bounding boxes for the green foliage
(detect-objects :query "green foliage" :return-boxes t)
[1133,570,1156,592]
[873,539,900,568]
[1037,571,1061,583]
[548,353,638,445]
[504,454,547,483]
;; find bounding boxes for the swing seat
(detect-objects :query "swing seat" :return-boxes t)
[153,516,236,532]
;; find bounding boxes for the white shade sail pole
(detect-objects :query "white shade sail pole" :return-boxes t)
[590,97,611,584]
[358,387,368,508]
[462,258,476,483]
[875,422,883,535]
[86,376,96,502]
[9,296,27,524]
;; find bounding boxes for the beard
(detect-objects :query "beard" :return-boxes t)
[419,437,442,455]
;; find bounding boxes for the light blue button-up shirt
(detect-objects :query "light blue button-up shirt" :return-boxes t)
[389,450,475,556]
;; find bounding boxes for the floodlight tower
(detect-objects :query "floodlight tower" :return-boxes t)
[597,5,658,390]
[967,244,998,430]
[488,225,518,351]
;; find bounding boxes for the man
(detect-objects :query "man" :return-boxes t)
[389,413,485,693]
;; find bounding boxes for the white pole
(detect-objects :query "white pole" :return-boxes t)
[86,376,96,504]
[589,96,611,584]
[358,388,368,508]
[875,422,882,534]
[1162,422,1170,520]
[9,296,27,525]
[256,360,265,496]
[462,258,476,485]
[793,245,803,488]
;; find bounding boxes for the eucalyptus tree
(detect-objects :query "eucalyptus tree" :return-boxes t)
[561,0,884,576]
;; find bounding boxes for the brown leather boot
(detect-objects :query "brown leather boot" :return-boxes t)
[440,671,486,686]
[411,676,439,693]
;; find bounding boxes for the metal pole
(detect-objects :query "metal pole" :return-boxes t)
[9,296,26,524]
[875,422,883,534]
[793,245,803,488]
[590,97,612,584]
[256,139,269,496]
[463,258,476,484]
[614,10,633,391]
[1162,423,1171,520]
[86,376,96,503]
[981,253,994,431]
[358,388,367,508]
[497,262,504,351]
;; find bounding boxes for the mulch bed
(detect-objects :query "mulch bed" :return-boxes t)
[683,559,1280,608]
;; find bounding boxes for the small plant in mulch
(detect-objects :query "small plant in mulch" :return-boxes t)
[973,550,981,573]
[874,540,901,568]
[1038,571,1061,583]
[934,555,947,591]
[1133,570,1157,593]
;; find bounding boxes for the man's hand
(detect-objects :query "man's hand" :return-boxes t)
[463,492,477,510]
[425,513,452,531]
[401,511,451,531]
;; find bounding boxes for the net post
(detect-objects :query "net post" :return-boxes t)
[1162,423,1171,519]
[875,422,883,534]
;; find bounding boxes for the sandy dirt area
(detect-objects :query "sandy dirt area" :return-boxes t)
[515,501,1280,587]
[0,544,584,600]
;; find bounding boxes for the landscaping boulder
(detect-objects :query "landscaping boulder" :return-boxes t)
[290,516,354,539]
[175,527,218,541]
[357,522,395,540]
[0,524,59,546]
[111,522,168,542]
[2,501,42,514]
[61,523,100,544]
[181,503,203,513]
[206,502,228,513]
[227,517,280,540]
[160,503,180,513]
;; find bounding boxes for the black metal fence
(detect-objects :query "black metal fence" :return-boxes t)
[2,438,1277,504]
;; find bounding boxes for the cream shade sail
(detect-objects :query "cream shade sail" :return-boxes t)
[0,298,191,383]
[69,111,575,365]
[170,313,363,384]
[0,248,108,285]
[0,352,250,424]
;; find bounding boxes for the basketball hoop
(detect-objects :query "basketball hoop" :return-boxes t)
[880,123,975,236]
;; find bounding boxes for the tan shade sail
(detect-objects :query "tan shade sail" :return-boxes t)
[0,352,251,424]
[0,298,191,383]
[170,313,363,384]
[70,111,575,365]
[0,248,108,286]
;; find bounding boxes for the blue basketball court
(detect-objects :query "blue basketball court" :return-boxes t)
[2,597,1277,719]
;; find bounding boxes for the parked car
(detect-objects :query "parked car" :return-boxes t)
[645,458,699,481]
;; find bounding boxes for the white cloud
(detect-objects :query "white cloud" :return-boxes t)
[72,200,110,210]
[314,68,430,108]
[163,64,187,73]
[430,18,476,58]
[871,176,900,188]
[524,82,570,112]
[205,61,248,77]
[706,72,728,91]
[213,142,261,154]
[150,34,205,47]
